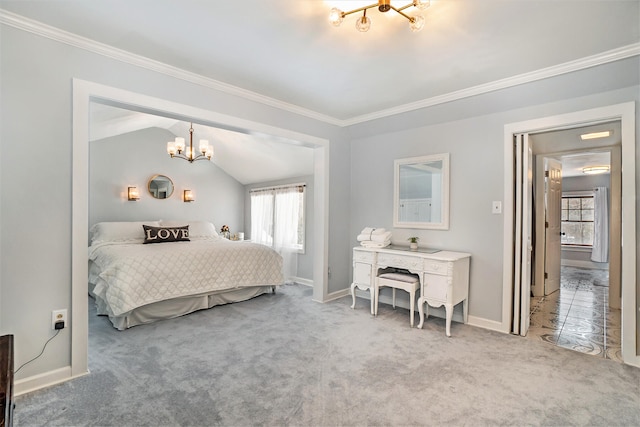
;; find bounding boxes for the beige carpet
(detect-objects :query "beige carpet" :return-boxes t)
[14,283,640,426]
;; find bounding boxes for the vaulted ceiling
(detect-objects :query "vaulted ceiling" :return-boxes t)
[89,102,315,185]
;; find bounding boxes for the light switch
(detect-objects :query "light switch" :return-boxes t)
[492,201,502,214]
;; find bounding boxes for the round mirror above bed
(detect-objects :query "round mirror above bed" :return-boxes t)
[148,174,174,199]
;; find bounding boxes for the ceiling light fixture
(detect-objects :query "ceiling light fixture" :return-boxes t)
[580,130,612,140]
[329,0,429,33]
[582,166,610,175]
[167,123,213,163]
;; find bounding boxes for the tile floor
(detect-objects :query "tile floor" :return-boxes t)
[528,266,622,363]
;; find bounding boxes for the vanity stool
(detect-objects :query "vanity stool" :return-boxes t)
[374,272,420,327]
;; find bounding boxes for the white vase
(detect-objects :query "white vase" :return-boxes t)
[410,242,418,250]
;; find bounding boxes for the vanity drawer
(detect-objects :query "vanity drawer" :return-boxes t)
[422,273,450,301]
[353,249,375,263]
[377,253,423,271]
[353,262,372,287]
[423,260,450,276]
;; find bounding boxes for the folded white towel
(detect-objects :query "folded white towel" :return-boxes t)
[361,227,387,236]
[357,231,392,243]
[360,240,391,248]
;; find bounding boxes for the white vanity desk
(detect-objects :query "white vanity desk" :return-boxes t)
[351,246,471,336]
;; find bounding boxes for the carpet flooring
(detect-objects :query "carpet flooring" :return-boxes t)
[14,283,640,426]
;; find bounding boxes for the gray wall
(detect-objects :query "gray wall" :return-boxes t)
[1,18,638,383]
[244,175,314,282]
[0,23,350,380]
[90,127,245,233]
[348,75,639,324]
[562,173,611,193]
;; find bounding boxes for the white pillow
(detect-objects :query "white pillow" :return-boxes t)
[90,221,160,245]
[159,220,219,240]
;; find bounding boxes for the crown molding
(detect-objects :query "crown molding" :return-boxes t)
[0,9,343,126]
[343,42,640,126]
[2,9,638,128]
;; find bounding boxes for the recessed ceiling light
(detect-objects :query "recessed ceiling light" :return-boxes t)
[582,166,610,175]
[580,130,612,140]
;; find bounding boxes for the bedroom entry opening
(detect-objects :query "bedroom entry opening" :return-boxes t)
[514,123,621,361]
[73,79,330,379]
[505,102,636,367]
[88,100,318,325]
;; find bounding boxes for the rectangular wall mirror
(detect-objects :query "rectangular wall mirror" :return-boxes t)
[394,153,450,230]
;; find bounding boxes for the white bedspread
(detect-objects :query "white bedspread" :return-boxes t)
[89,239,283,316]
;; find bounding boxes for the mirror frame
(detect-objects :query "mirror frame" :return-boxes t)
[393,153,450,230]
[147,174,175,199]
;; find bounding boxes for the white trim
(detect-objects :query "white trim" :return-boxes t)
[0,10,341,126]
[72,79,331,387]
[561,259,609,270]
[503,102,637,367]
[14,366,88,397]
[319,288,350,303]
[71,81,90,379]
[467,316,505,334]
[341,44,640,125]
[561,245,592,253]
[313,143,330,303]
[1,9,638,127]
[352,291,504,332]
[562,190,595,197]
[291,277,314,287]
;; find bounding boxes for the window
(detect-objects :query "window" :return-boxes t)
[250,184,305,253]
[561,195,594,246]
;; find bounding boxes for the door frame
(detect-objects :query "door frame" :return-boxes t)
[540,157,563,297]
[502,102,637,367]
[70,79,331,378]
[512,134,534,336]
[533,146,620,304]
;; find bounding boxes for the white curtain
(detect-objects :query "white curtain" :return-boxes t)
[250,185,304,284]
[591,187,609,263]
[273,187,300,283]
[250,191,274,247]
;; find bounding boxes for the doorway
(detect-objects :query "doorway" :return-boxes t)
[502,102,637,367]
[71,79,331,378]
[526,136,620,360]
[529,265,621,361]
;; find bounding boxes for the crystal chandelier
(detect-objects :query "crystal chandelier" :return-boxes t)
[166,123,213,163]
[329,0,430,33]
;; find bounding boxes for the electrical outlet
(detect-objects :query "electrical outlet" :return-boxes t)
[52,309,67,330]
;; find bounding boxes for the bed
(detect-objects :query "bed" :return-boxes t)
[88,220,284,330]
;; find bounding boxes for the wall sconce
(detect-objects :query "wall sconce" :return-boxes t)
[127,186,140,201]
[183,190,195,203]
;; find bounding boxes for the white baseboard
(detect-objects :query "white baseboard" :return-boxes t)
[323,288,350,302]
[355,289,508,333]
[14,366,89,396]
[291,277,313,287]
[354,289,462,322]
[561,259,608,270]
[467,315,507,333]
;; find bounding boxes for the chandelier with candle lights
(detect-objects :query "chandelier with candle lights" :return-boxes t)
[166,123,213,163]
